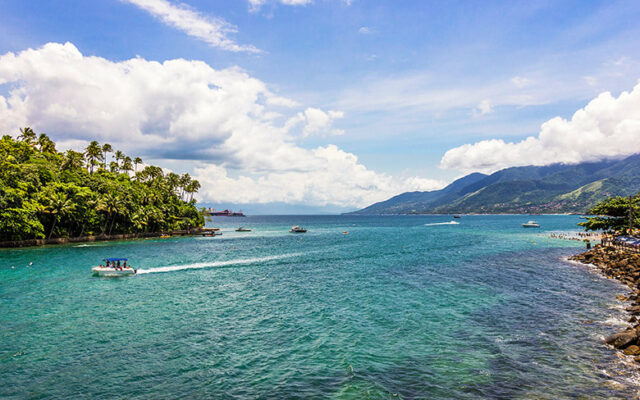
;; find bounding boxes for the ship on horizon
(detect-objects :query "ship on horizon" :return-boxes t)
[206,208,246,217]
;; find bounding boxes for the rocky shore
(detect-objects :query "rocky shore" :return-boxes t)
[570,245,640,361]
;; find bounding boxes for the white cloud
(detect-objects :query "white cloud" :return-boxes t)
[248,0,350,11]
[0,42,440,208]
[249,0,313,11]
[510,76,531,88]
[472,99,492,117]
[286,108,345,137]
[440,80,640,173]
[193,146,444,207]
[358,27,372,34]
[120,0,260,53]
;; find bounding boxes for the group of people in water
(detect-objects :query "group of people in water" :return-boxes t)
[549,231,602,241]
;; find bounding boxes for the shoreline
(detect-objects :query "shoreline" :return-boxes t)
[0,228,213,250]
[570,245,640,364]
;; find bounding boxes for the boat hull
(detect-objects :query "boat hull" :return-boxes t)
[92,267,136,277]
[522,224,540,228]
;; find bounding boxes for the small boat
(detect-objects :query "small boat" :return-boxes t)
[202,231,222,237]
[522,221,540,228]
[236,227,252,232]
[290,225,307,233]
[92,258,136,277]
[453,215,462,219]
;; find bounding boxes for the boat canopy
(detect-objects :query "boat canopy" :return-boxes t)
[104,258,128,262]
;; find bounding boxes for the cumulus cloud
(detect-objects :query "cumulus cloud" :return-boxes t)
[0,42,440,208]
[120,0,260,53]
[440,81,640,173]
[194,145,444,207]
[358,27,372,34]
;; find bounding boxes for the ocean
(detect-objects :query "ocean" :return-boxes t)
[1,215,638,399]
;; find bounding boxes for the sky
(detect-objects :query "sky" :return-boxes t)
[1,0,640,213]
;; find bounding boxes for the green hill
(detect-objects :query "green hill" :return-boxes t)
[351,155,640,214]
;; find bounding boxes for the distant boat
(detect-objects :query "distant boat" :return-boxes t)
[290,225,307,233]
[453,215,462,218]
[92,257,136,277]
[235,227,251,232]
[206,209,246,217]
[522,221,540,228]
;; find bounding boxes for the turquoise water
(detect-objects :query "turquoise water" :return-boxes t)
[1,215,638,398]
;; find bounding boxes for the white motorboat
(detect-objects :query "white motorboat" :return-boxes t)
[92,258,136,277]
[522,221,540,228]
[289,225,307,233]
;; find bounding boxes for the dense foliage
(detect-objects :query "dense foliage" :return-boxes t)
[579,194,640,233]
[0,128,203,241]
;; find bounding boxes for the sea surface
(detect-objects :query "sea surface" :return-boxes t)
[1,215,639,399]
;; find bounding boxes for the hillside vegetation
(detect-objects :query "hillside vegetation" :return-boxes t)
[352,155,640,214]
[0,128,203,241]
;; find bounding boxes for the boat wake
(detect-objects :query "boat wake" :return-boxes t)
[424,221,460,226]
[136,253,300,274]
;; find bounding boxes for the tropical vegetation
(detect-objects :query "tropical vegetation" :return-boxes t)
[0,128,204,241]
[579,194,640,233]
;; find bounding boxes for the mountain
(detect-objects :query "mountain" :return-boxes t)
[351,155,640,215]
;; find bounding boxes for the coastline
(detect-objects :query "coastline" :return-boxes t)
[0,228,212,249]
[570,245,640,363]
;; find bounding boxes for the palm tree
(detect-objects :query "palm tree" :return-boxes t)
[109,161,120,173]
[62,150,85,171]
[114,150,124,166]
[45,192,75,239]
[84,141,102,173]
[167,172,180,194]
[185,180,201,202]
[134,157,142,174]
[121,156,133,175]
[37,133,56,153]
[98,193,123,235]
[101,143,112,169]
[131,209,149,232]
[18,127,37,146]
[179,173,191,200]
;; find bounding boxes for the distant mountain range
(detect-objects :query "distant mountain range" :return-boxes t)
[350,154,640,215]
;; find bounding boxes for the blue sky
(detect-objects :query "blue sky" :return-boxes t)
[1,0,640,212]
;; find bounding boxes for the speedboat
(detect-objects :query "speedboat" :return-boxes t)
[236,227,252,232]
[522,221,540,228]
[290,225,307,233]
[92,258,136,277]
[453,215,462,218]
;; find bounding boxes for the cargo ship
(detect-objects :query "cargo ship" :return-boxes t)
[206,208,246,217]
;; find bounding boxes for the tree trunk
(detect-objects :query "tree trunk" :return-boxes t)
[109,216,116,236]
[103,214,110,235]
[48,217,58,240]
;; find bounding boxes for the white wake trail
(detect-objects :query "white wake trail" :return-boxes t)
[137,253,299,274]
[423,221,460,226]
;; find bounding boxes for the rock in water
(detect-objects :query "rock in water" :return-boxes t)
[605,330,638,349]
[623,345,640,355]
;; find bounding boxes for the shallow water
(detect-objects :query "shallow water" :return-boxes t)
[1,215,638,399]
